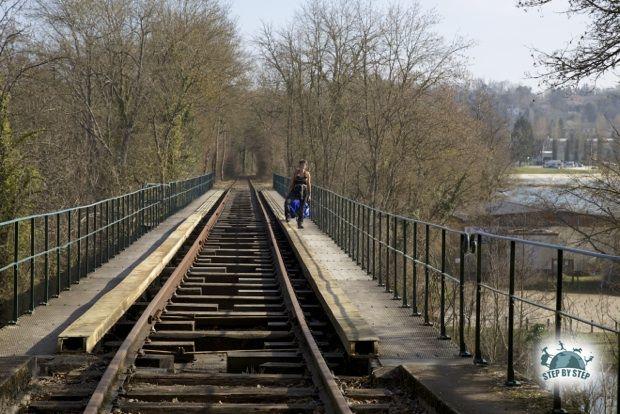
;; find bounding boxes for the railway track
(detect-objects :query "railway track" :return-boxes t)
[23,181,421,413]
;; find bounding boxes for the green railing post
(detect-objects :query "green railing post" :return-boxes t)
[160,185,164,223]
[385,213,391,293]
[105,200,110,262]
[11,221,19,324]
[372,209,376,280]
[459,233,470,356]
[136,191,140,235]
[109,198,114,257]
[140,189,145,236]
[132,193,137,241]
[43,215,49,304]
[402,219,409,308]
[352,201,356,259]
[333,192,336,240]
[438,228,450,339]
[378,211,383,286]
[85,206,90,274]
[145,188,150,230]
[111,198,116,255]
[506,240,519,385]
[77,208,82,283]
[167,184,171,217]
[320,188,324,230]
[412,222,420,316]
[473,234,487,365]
[392,216,399,300]
[366,206,371,274]
[423,224,432,326]
[55,213,60,297]
[348,200,352,256]
[356,203,361,265]
[126,195,129,247]
[330,192,334,238]
[97,203,102,267]
[121,196,125,249]
[115,197,120,254]
[349,200,353,256]
[159,185,163,223]
[553,249,565,413]
[336,196,341,246]
[28,217,35,313]
[66,209,72,288]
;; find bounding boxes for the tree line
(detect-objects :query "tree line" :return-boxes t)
[0,0,245,224]
[0,0,617,244]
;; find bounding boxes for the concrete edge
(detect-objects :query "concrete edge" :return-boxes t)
[396,365,461,414]
[261,189,379,356]
[57,189,224,353]
[0,356,35,412]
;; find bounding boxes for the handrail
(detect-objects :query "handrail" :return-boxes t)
[0,172,214,325]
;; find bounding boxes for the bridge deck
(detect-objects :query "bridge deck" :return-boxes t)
[0,189,222,357]
[262,189,551,414]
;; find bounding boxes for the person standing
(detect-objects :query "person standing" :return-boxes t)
[284,160,311,228]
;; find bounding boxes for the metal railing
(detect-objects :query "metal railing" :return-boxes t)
[275,173,619,413]
[0,172,214,326]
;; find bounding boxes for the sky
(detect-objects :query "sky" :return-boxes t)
[228,0,618,90]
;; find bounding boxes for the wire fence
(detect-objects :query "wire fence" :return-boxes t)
[0,173,214,326]
[275,173,619,413]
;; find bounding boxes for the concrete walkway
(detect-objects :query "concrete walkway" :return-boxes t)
[263,189,552,414]
[0,189,221,357]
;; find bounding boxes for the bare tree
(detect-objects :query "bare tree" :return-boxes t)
[255,0,507,221]
[517,1,619,254]
[518,0,620,86]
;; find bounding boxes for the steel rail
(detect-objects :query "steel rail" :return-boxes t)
[250,179,353,414]
[82,187,230,414]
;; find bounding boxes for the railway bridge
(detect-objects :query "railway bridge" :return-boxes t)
[0,174,618,414]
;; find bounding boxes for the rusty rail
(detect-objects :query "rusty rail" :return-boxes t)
[82,189,230,413]
[250,180,353,414]
[81,180,352,413]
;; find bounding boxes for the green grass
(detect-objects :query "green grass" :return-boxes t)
[511,166,593,174]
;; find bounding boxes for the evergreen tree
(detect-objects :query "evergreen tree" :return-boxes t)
[564,133,571,161]
[558,118,566,138]
[510,114,537,165]
[573,134,581,162]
